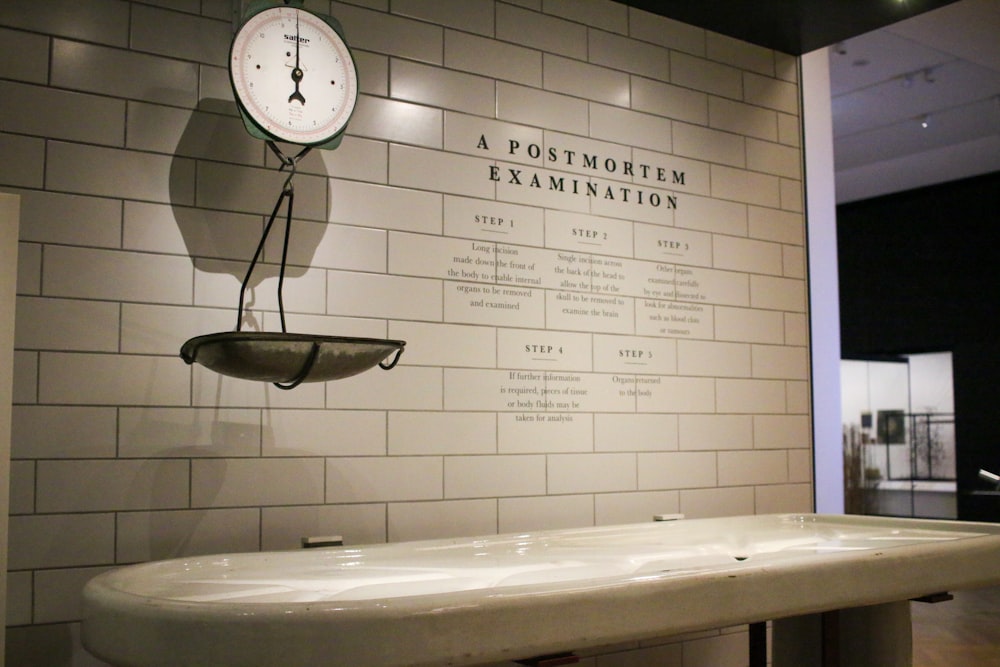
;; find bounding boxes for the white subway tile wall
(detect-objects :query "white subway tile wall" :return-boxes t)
[2,1,811,664]
[0,27,50,83]
[497,4,588,59]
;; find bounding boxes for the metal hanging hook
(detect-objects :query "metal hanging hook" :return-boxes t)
[267,141,312,192]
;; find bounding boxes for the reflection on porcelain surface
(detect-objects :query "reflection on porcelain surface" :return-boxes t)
[107,514,987,604]
[82,514,1000,667]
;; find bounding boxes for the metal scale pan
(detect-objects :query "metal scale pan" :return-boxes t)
[180,143,404,390]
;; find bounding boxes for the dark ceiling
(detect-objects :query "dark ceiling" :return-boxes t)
[616,0,961,54]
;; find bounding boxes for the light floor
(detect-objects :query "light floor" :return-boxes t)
[912,585,1000,666]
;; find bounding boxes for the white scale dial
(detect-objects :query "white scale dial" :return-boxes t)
[230,6,357,145]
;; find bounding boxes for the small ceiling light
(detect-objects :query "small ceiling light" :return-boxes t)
[923,68,936,83]
[920,114,930,129]
[902,73,914,89]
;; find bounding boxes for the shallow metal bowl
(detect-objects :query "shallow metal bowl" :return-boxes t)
[180,332,405,385]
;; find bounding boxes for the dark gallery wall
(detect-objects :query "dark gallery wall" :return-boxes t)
[836,171,1000,522]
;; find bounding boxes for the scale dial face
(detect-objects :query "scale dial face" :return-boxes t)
[230,6,358,145]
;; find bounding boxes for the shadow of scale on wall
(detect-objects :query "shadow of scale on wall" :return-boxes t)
[170,0,403,390]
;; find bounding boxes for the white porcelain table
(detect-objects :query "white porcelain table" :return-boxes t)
[81,514,1000,667]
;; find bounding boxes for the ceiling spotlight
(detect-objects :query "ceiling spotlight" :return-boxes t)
[920,114,930,129]
[923,68,936,83]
